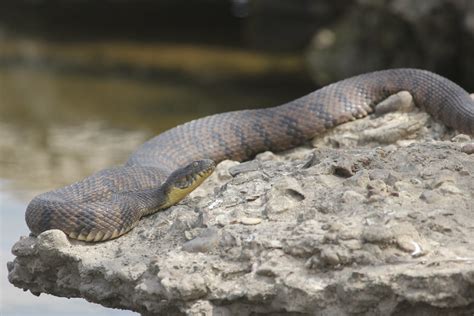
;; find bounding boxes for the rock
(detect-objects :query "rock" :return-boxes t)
[320,247,340,266]
[255,151,279,161]
[191,160,239,198]
[239,217,262,225]
[362,112,429,144]
[36,229,70,248]
[367,179,388,196]
[240,0,343,50]
[374,91,414,115]
[182,228,219,253]
[214,160,240,181]
[419,190,442,204]
[264,176,305,218]
[341,190,365,203]
[228,160,260,176]
[396,236,424,257]
[428,170,457,189]
[11,236,38,257]
[362,226,394,244]
[7,104,474,315]
[305,0,474,89]
[438,182,463,195]
[311,92,447,149]
[461,143,474,154]
[451,134,471,142]
[185,300,216,316]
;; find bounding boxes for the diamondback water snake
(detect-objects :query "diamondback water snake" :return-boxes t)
[25,68,474,242]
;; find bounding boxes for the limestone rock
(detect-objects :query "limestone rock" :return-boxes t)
[7,105,474,315]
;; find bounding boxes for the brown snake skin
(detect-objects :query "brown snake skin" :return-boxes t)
[25,68,474,241]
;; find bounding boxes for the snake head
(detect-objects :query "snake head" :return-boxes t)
[161,159,216,207]
[171,159,216,189]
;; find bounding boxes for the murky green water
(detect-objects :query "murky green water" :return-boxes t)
[0,38,313,315]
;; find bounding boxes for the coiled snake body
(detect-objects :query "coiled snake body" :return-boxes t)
[26,69,474,242]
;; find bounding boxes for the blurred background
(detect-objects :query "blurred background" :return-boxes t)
[1,0,474,315]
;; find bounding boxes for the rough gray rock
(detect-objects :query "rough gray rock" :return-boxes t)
[7,93,474,315]
[305,0,474,89]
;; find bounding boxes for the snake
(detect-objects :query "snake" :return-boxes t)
[25,68,474,242]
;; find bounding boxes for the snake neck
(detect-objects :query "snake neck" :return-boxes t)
[131,187,169,216]
[133,184,195,216]
[133,182,197,216]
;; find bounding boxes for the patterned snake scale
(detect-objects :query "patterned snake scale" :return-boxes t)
[26,69,474,241]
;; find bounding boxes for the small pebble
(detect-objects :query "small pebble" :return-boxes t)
[215,214,231,226]
[396,235,417,253]
[11,237,38,257]
[438,183,462,195]
[6,261,14,272]
[37,230,70,250]
[397,140,417,147]
[362,226,394,244]
[343,240,362,250]
[451,134,471,142]
[384,144,398,153]
[410,241,423,257]
[320,248,340,266]
[228,161,260,176]
[333,161,354,178]
[367,179,388,197]
[321,223,331,231]
[239,217,262,225]
[182,228,219,253]
[374,91,414,114]
[216,160,240,181]
[256,151,279,161]
[429,172,455,189]
[394,181,412,192]
[419,190,441,204]
[342,190,365,203]
[461,143,474,154]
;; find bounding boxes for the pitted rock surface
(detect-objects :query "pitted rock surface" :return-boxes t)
[8,96,474,315]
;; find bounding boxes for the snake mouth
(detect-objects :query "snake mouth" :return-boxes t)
[179,159,216,189]
[160,159,216,208]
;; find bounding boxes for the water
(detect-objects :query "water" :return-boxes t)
[0,38,312,315]
[1,186,138,316]
[0,117,148,315]
[0,117,147,315]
